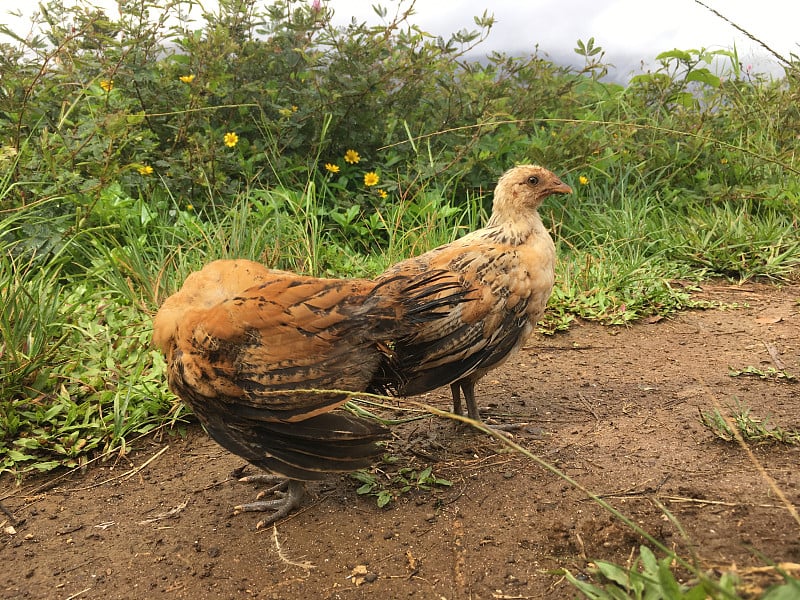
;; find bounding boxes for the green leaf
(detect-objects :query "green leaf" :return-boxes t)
[656,49,693,62]
[672,91,697,109]
[12,437,41,449]
[32,460,62,471]
[638,546,658,575]
[562,570,607,599]
[594,561,631,588]
[6,449,35,462]
[762,579,800,600]
[685,68,720,87]
[657,558,683,597]
[417,466,432,483]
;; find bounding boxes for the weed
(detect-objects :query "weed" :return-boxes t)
[700,405,800,445]
[565,545,740,600]
[352,459,452,508]
[729,366,796,382]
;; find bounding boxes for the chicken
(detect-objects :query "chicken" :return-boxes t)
[369,165,572,422]
[152,259,465,525]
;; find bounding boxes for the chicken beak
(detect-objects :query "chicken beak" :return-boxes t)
[550,178,572,196]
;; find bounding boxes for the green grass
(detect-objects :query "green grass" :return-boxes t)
[565,544,742,600]
[700,404,800,445]
[2,165,799,476]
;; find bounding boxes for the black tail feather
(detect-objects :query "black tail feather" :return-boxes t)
[203,411,389,481]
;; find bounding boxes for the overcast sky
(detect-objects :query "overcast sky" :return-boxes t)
[4,0,798,78]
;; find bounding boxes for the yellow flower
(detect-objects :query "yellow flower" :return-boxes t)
[100,79,113,92]
[186,204,194,212]
[378,189,388,199]
[291,105,298,112]
[223,132,239,148]
[720,157,728,164]
[344,149,360,164]
[138,165,153,175]
[324,163,340,173]
[579,175,589,186]
[179,74,195,83]
[363,171,379,187]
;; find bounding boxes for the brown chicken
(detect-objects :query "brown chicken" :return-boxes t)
[152,259,464,524]
[369,164,572,422]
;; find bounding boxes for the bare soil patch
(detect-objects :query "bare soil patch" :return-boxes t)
[2,281,799,599]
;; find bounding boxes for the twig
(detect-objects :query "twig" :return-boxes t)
[66,445,170,492]
[64,588,92,600]
[574,530,587,560]
[763,341,786,370]
[734,562,800,575]
[659,495,782,509]
[272,525,315,571]
[692,0,792,66]
[523,344,595,351]
[697,376,800,530]
[578,393,600,424]
[590,476,669,500]
[138,498,189,525]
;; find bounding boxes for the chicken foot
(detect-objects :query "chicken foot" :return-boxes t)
[233,475,306,527]
[451,379,533,432]
[451,380,481,421]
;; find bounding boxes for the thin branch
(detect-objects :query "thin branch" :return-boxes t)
[692,0,792,66]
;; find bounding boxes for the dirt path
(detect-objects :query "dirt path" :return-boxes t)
[2,281,799,599]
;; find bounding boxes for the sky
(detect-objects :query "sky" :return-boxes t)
[3,0,798,79]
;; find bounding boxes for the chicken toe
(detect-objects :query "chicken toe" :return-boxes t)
[233,478,306,527]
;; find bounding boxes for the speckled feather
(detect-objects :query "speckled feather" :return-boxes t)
[152,260,465,479]
[368,165,572,417]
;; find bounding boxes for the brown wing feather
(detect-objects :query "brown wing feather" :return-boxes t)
[153,261,394,480]
[152,259,277,358]
[153,261,467,480]
[368,165,564,399]
[172,274,390,421]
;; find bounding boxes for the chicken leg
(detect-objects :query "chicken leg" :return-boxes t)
[450,378,480,421]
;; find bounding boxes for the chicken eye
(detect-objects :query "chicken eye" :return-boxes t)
[526,176,539,185]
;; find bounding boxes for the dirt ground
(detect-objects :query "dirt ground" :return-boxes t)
[2,281,799,600]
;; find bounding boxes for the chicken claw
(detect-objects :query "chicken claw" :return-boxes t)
[233,477,306,528]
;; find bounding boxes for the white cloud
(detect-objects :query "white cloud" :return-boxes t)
[3,0,797,77]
